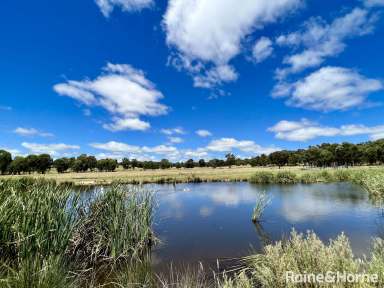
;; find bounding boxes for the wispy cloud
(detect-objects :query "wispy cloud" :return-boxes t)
[364,0,384,8]
[22,142,80,156]
[14,127,54,137]
[252,37,274,63]
[269,118,384,141]
[195,129,212,137]
[276,7,378,78]
[95,0,153,17]
[160,127,185,135]
[168,136,183,144]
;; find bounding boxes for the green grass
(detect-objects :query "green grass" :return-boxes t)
[0,178,155,287]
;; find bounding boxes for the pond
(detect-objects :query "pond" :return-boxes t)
[149,182,383,271]
[81,182,383,272]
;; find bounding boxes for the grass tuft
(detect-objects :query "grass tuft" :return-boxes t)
[251,191,271,222]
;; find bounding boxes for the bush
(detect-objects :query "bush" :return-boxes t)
[319,170,334,182]
[249,171,275,184]
[275,171,297,184]
[299,172,318,184]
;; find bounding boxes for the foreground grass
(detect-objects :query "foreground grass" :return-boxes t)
[0,179,154,288]
[112,231,384,288]
[217,230,384,288]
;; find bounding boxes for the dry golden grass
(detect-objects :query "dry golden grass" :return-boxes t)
[1,165,383,185]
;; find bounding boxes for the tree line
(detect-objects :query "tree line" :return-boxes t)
[1,139,384,175]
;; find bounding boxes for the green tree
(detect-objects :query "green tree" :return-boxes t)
[121,158,131,169]
[8,156,27,175]
[131,159,139,169]
[71,159,83,173]
[185,159,195,168]
[269,151,289,168]
[225,153,236,167]
[86,156,97,171]
[198,159,206,167]
[0,150,12,174]
[35,154,53,174]
[97,159,117,171]
[25,155,39,173]
[160,159,171,169]
[53,158,71,173]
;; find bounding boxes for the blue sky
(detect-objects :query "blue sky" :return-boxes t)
[1,0,384,161]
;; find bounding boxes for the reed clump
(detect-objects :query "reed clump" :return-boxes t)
[0,179,155,287]
[252,191,271,222]
[68,184,155,271]
[0,178,79,287]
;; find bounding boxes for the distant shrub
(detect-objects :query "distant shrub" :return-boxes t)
[319,170,334,182]
[249,171,275,184]
[334,169,352,181]
[275,171,297,184]
[299,172,318,184]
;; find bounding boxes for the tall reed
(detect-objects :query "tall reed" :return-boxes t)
[0,178,79,287]
[69,184,155,271]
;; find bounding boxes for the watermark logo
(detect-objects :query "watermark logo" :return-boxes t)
[285,271,378,284]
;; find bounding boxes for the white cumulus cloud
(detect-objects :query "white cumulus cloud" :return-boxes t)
[103,117,150,131]
[206,138,278,154]
[272,66,383,112]
[164,0,301,88]
[54,63,168,132]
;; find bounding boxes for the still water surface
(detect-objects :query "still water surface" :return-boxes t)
[149,182,383,270]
